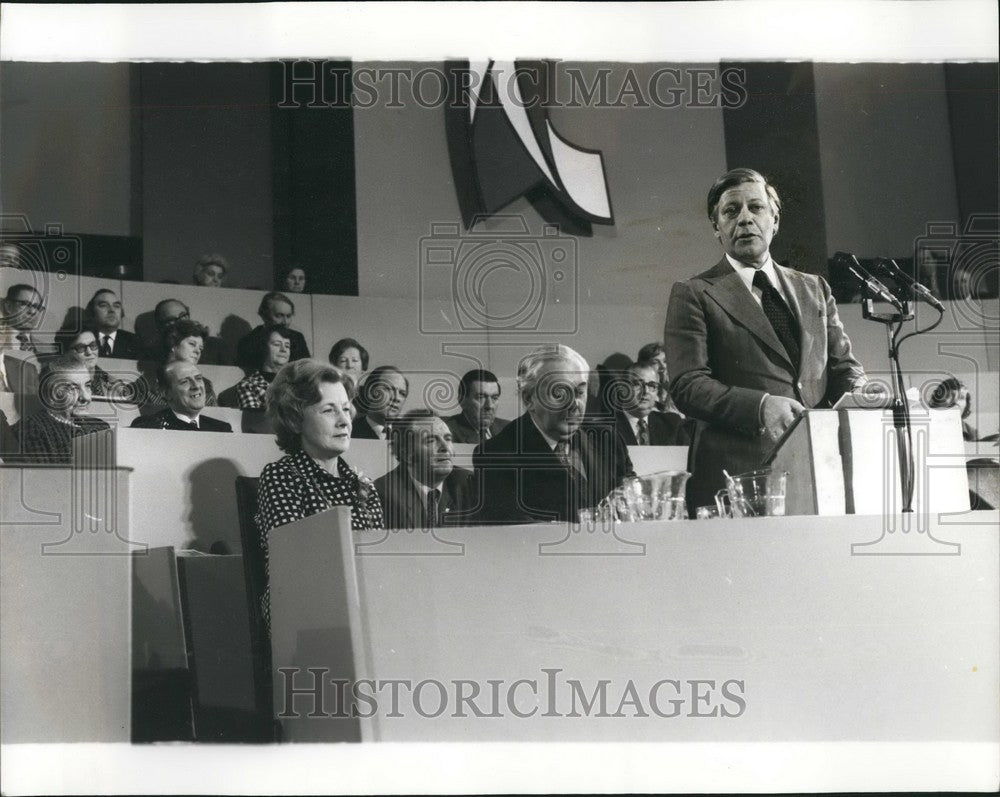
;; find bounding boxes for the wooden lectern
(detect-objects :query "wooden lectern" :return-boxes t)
[765,406,969,516]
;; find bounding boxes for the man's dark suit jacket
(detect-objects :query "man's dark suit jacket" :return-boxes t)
[351,414,383,439]
[236,325,310,372]
[130,408,233,432]
[443,412,510,444]
[665,257,865,509]
[473,412,634,524]
[374,465,476,529]
[0,408,14,457]
[1,353,41,420]
[614,410,691,447]
[104,329,144,359]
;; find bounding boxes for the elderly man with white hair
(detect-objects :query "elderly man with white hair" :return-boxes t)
[473,344,634,524]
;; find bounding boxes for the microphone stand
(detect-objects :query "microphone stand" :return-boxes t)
[861,296,915,512]
[849,256,946,514]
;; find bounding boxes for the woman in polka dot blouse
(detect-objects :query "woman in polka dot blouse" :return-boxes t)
[255,359,383,626]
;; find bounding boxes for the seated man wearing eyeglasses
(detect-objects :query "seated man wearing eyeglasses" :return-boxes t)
[1,284,45,353]
[613,360,691,447]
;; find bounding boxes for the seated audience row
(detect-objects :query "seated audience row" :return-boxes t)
[4,283,688,443]
[253,345,642,539]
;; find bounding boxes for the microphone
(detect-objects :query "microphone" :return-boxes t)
[876,258,945,312]
[845,254,903,310]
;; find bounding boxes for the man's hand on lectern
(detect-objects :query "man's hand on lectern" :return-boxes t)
[761,395,805,442]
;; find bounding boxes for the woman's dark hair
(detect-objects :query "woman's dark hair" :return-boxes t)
[257,291,294,320]
[636,342,665,363]
[328,337,370,371]
[928,376,972,418]
[278,265,307,290]
[54,323,100,357]
[255,324,293,372]
[164,318,209,351]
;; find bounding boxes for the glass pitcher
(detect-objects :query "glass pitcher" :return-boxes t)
[725,468,788,517]
[617,470,691,521]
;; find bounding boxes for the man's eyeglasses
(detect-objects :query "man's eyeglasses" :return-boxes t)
[70,342,100,354]
[9,298,45,312]
[630,380,660,393]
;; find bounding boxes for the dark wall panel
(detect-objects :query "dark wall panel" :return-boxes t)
[945,62,999,225]
[271,61,357,297]
[722,62,827,275]
[140,63,273,289]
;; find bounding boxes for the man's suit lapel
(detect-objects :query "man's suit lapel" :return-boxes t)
[703,257,794,371]
[517,414,558,460]
[614,412,637,445]
[388,467,420,528]
[647,412,667,445]
[775,264,821,376]
[453,412,475,441]
[440,470,465,516]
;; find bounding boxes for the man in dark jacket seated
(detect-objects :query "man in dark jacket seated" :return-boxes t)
[473,344,634,524]
[236,292,310,373]
[84,288,145,359]
[444,369,510,444]
[613,360,691,446]
[130,361,232,432]
[374,409,475,529]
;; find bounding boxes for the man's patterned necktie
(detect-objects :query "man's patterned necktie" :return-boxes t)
[753,270,800,369]
[427,488,441,528]
[555,440,587,482]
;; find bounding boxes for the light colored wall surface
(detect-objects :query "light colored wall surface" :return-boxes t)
[353,61,728,305]
[2,61,979,288]
[814,63,961,257]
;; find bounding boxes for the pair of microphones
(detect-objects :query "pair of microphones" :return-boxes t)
[835,251,945,312]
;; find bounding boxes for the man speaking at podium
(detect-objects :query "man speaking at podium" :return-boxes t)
[664,168,867,511]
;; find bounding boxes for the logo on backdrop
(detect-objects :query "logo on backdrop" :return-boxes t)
[445,60,615,237]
